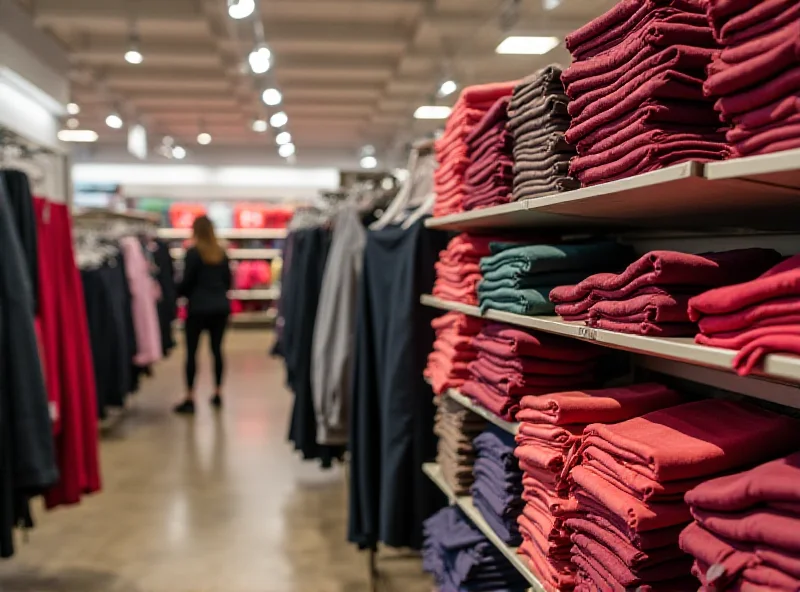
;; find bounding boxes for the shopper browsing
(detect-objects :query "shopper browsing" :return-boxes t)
[174,216,232,414]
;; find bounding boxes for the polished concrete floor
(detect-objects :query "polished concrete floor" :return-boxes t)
[0,331,432,592]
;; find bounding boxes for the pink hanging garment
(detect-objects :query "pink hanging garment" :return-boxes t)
[120,237,163,366]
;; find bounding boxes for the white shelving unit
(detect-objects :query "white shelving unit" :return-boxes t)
[158,228,288,240]
[170,248,282,260]
[422,463,545,592]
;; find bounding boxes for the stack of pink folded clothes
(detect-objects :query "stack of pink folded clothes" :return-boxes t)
[460,324,603,422]
[424,312,484,396]
[514,383,684,591]
[433,234,496,305]
[562,0,732,186]
[568,399,800,591]
[550,248,784,336]
[689,253,800,376]
[705,0,800,157]
[507,65,580,201]
[681,451,800,591]
[462,96,514,211]
[433,82,519,217]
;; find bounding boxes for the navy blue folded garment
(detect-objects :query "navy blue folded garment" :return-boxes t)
[423,507,528,592]
[472,487,523,546]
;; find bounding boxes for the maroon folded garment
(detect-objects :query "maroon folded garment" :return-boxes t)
[692,506,800,553]
[718,19,800,65]
[572,466,692,531]
[476,350,594,376]
[551,249,783,304]
[695,322,800,350]
[733,94,800,130]
[517,443,569,472]
[465,96,510,146]
[585,317,698,337]
[470,358,595,390]
[733,120,800,157]
[516,383,682,425]
[519,538,576,591]
[582,399,800,483]
[733,332,800,376]
[757,546,800,579]
[518,422,583,446]
[712,0,800,46]
[728,113,800,145]
[474,324,603,361]
[685,452,800,513]
[587,292,693,323]
[460,379,519,421]
[679,521,756,586]
[556,285,700,318]
[716,67,800,120]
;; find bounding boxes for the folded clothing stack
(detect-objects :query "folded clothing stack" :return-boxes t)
[681,451,800,591]
[478,241,633,316]
[423,506,529,592]
[434,395,488,496]
[550,248,784,336]
[507,65,580,201]
[425,312,484,395]
[569,399,800,591]
[689,254,800,376]
[514,383,684,591]
[462,97,514,211]
[471,426,525,546]
[434,82,519,217]
[562,0,731,186]
[705,1,800,157]
[434,234,497,305]
[461,324,604,422]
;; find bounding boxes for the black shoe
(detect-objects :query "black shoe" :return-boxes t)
[210,394,223,409]
[173,400,196,415]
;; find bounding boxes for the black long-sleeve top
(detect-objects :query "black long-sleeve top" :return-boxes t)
[178,247,232,315]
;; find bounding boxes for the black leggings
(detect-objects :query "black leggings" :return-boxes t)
[185,313,229,390]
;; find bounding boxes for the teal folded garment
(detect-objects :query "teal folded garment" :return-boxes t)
[479,270,591,292]
[480,241,632,276]
[478,286,556,316]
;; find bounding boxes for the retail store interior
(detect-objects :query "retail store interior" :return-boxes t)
[1,0,800,591]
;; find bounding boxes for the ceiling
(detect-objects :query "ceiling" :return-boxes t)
[15,0,615,167]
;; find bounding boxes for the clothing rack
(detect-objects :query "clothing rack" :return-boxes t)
[0,123,71,205]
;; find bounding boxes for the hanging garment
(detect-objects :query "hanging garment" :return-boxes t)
[0,170,38,312]
[0,181,58,557]
[311,206,366,446]
[120,237,163,367]
[348,220,449,550]
[283,226,344,467]
[152,239,177,356]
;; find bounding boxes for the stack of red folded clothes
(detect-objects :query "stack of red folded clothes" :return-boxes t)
[550,249,783,336]
[705,1,800,157]
[681,451,800,591]
[569,399,800,591]
[433,234,497,305]
[689,254,800,376]
[562,0,731,186]
[433,82,519,217]
[514,383,684,591]
[462,96,514,211]
[424,312,484,396]
[460,324,603,422]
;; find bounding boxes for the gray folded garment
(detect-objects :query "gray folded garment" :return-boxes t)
[511,118,571,145]
[507,95,570,134]
[508,65,566,111]
[509,80,567,114]
[513,178,582,201]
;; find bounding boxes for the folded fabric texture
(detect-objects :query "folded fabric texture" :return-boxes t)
[507,66,580,201]
[434,395,488,496]
[433,233,509,307]
[423,506,529,592]
[563,1,729,186]
[434,82,518,217]
[425,309,484,395]
[688,254,800,375]
[681,452,800,591]
[703,2,800,157]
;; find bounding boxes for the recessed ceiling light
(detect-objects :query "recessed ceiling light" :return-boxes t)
[66,102,80,115]
[414,105,452,120]
[261,88,282,106]
[248,45,271,74]
[58,129,98,143]
[360,156,378,169]
[275,131,292,145]
[278,143,295,158]
[197,132,212,145]
[252,119,268,133]
[496,36,560,55]
[543,0,561,9]
[105,113,124,129]
[437,80,458,97]
[228,0,255,19]
[172,146,187,159]
[270,111,288,128]
[125,49,143,64]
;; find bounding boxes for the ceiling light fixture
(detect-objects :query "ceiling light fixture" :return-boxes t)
[275,131,292,145]
[252,119,268,133]
[66,102,80,115]
[248,44,272,74]
[172,146,187,160]
[278,143,295,158]
[270,111,288,128]
[228,0,255,20]
[57,129,99,143]
[360,156,378,169]
[261,88,282,106]
[413,105,452,120]
[66,117,80,129]
[437,80,458,97]
[543,0,562,9]
[106,113,124,129]
[124,31,144,64]
[495,36,560,55]
[197,132,212,145]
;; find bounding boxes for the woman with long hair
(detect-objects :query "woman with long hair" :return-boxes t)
[174,215,232,414]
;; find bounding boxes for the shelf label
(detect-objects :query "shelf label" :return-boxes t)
[577,326,598,341]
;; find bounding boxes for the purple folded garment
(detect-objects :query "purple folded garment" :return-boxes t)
[716,67,800,120]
